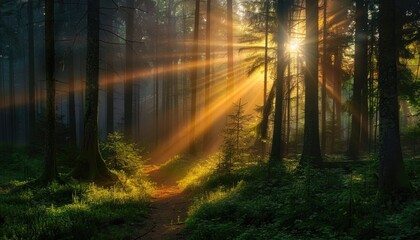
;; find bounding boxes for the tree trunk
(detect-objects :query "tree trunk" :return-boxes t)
[27,0,36,144]
[8,49,16,145]
[73,0,117,184]
[301,0,322,165]
[42,0,58,183]
[227,0,234,94]
[67,49,77,146]
[349,0,368,158]
[124,0,134,140]
[377,0,410,194]
[321,0,327,154]
[106,62,114,135]
[270,0,289,161]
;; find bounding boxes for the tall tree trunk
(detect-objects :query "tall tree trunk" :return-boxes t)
[349,0,368,158]
[8,49,16,145]
[321,0,327,154]
[203,0,212,145]
[124,0,134,140]
[227,0,234,93]
[301,0,322,165]
[67,49,77,146]
[73,0,117,184]
[334,47,342,149]
[106,62,114,135]
[270,0,289,161]
[377,0,410,194]
[189,0,200,153]
[27,0,36,144]
[42,0,58,183]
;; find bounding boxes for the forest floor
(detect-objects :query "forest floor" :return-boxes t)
[133,165,190,240]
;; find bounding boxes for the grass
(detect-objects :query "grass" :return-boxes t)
[0,136,153,240]
[183,155,420,240]
[0,180,151,239]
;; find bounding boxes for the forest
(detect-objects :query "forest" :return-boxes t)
[0,0,419,239]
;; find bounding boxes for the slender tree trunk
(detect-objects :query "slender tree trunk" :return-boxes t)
[68,49,77,146]
[205,0,211,113]
[301,0,322,165]
[349,0,368,158]
[27,0,36,144]
[227,0,234,94]
[189,0,200,153]
[106,62,114,135]
[377,0,410,194]
[73,0,117,184]
[8,49,16,145]
[334,47,342,148]
[270,0,289,161]
[321,0,327,154]
[42,0,58,183]
[124,0,134,140]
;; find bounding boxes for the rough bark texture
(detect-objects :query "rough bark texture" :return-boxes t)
[349,0,368,158]
[42,0,58,183]
[270,0,288,161]
[377,0,410,194]
[73,0,117,184]
[301,0,322,165]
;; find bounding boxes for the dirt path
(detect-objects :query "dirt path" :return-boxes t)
[133,165,190,240]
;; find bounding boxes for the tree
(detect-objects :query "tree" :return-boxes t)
[377,0,410,194]
[349,0,368,158]
[73,0,116,184]
[27,0,36,144]
[270,0,290,161]
[189,0,200,153]
[124,0,134,140]
[41,0,58,183]
[227,0,234,93]
[300,0,322,165]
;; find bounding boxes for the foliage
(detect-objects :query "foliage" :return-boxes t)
[219,100,254,173]
[100,132,143,175]
[0,180,150,240]
[184,158,420,239]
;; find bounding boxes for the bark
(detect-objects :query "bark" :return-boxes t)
[301,0,322,165]
[270,0,289,161]
[8,49,15,145]
[67,49,77,146]
[227,0,234,93]
[321,0,327,154]
[377,0,410,194]
[349,0,368,158]
[27,0,36,143]
[189,0,200,153]
[124,0,134,140]
[42,0,59,183]
[73,0,117,184]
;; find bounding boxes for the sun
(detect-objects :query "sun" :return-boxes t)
[287,38,302,53]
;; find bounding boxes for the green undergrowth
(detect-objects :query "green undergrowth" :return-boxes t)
[184,156,420,240]
[0,180,150,240]
[0,134,153,239]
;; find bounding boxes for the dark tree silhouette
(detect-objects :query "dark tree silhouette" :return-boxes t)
[270,0,290,161]
[377,0,410,194]
[42,0,58,183]
[72,0,116,184]
[300,0,322,165]
[349,0,368,158]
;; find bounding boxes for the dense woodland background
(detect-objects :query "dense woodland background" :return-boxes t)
[0,0,419,239]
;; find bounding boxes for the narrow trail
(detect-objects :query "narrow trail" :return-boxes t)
[134,165,190,240]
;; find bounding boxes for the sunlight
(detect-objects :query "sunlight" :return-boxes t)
[287,38,302,53]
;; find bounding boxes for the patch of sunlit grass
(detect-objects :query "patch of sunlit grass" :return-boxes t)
[177,154,220,191]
